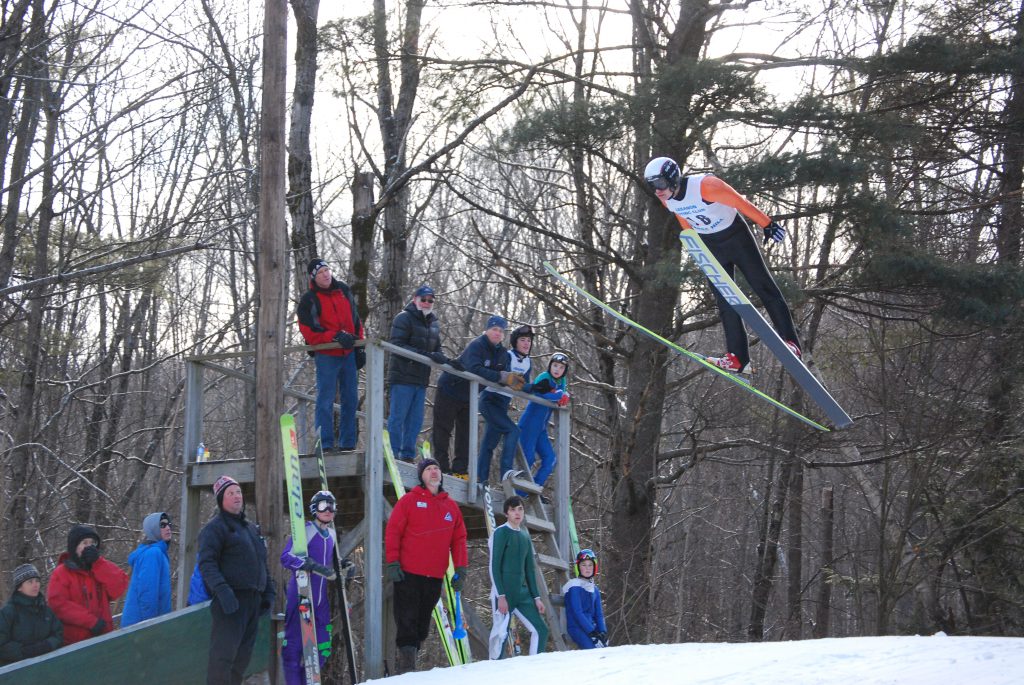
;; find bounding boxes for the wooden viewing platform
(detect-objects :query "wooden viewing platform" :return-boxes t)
[177,340,574,679]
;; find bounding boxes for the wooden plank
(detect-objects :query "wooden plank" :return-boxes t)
[523,516,556,534]
[537,552,570,570]
[189,452,363,486]
[0,603,271,683]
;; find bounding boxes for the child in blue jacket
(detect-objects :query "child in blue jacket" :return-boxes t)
[562,549,607,649]
[518,352,570,489]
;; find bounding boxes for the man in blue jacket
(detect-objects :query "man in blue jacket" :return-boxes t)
[122,512,173,626]
[431,315,522,478]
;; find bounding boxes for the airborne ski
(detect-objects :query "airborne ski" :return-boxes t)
[542,261,831,431]
[281,414,322,684]
[676,230,853,428]
[382,430,464,667]
[314,439,359,684]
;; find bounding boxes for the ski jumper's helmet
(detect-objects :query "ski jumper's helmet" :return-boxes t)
[309,490,337,515]
[510,325,534,350]
[644,157,681,192]
[548,352,570,378]
[576,548,598,575]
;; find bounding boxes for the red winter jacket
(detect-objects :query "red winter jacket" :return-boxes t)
[385,485,468,578]
[296,278,364,357]
[48,552,128,645]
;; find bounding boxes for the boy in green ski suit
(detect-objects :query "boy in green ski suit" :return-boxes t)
[487,496,548,658]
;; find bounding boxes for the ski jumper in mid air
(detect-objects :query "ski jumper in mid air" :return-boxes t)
[644,156,801,374]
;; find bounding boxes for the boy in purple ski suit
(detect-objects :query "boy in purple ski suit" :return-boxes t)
[280,491,340,684]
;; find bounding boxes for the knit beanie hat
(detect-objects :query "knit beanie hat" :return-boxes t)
[67,525,101,557]
[12,564,40,591]
[213,475,240,509]
[307,258,329,280]
[485,315,508,331]
[417,458,441,486]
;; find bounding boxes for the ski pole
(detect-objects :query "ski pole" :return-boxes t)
[453,587,467,640]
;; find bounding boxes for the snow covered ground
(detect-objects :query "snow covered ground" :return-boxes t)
[369,633,1024,684]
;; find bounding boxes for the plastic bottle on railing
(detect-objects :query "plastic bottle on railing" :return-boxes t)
[196,442,206,462]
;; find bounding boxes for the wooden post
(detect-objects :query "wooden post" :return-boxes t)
[177,361,204,609]
[256,0,288,681]
[467,380,481,498]
[350,172,375,323]
[555,405,571,561]
[364,342,385,679]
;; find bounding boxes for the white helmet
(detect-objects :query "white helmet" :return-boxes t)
[644,157,681,191]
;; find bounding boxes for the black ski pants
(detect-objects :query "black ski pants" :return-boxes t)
[701,218,800,366]
[393,572,443,650]
[431,390,469,473]
[207,589,262,685]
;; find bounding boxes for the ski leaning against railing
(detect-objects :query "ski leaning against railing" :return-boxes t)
[542,261,833,431]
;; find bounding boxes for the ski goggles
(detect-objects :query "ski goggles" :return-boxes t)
[645,176,672,190]
[314,500,336,513]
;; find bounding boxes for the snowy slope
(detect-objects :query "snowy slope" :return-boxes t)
[369,634,1023,684]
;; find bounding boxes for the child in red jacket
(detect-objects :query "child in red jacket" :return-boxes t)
[47,525,128,644]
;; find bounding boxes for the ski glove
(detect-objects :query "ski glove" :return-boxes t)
[333,330,356,350]
[451,567,468,592]
[301,557,337,580]
[341,558,357,579]
[557,393,570,407]
[762,220,785,246]
[80,545,100,569]
[429,351,449,365]
[385,561,405,583]
[91,618,107,635]
[22,640,50,658]
[532,378,554,394]
[501,372,526,392]
[355,347,366,370]
[448,358,465,372]
[216,588,239,615]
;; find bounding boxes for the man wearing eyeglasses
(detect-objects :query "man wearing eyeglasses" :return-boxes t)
[122,512,174,627]
[387,285,459,462]
[280,490,340,685]
[644,156,801,376]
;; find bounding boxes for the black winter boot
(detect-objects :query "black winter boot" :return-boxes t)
[397,646,418,674]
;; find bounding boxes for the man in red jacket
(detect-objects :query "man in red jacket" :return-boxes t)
[47,525,128,645]
[384,458,467,674]
[297,258,365,450]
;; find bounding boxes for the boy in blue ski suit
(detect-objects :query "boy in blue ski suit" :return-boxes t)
[478,324,534,483]
[562,549,607,650]
[280,491,340,685]
[517,352,570,489]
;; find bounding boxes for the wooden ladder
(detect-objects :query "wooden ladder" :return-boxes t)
[500,459,571,651]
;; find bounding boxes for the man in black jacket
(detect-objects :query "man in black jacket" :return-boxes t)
[198,475,275,685]
[387,285,456,462]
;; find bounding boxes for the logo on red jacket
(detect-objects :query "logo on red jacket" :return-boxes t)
[444,512,453,522]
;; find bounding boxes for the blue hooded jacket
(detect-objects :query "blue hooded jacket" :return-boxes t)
[121,512,172,626]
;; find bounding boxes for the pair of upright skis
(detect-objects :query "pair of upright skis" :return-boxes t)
[542,228,852,431]
[281,414,359,684]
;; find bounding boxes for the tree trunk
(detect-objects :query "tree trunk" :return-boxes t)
[748,451,798,641]
[287,0,320,295]
[350,171,375,321]
[813,486,834,638]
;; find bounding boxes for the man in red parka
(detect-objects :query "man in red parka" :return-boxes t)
[384,458,467,674]
[297,258,365,451]
[47,525,128,645]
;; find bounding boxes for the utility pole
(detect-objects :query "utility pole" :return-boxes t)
[255,0,288,681]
